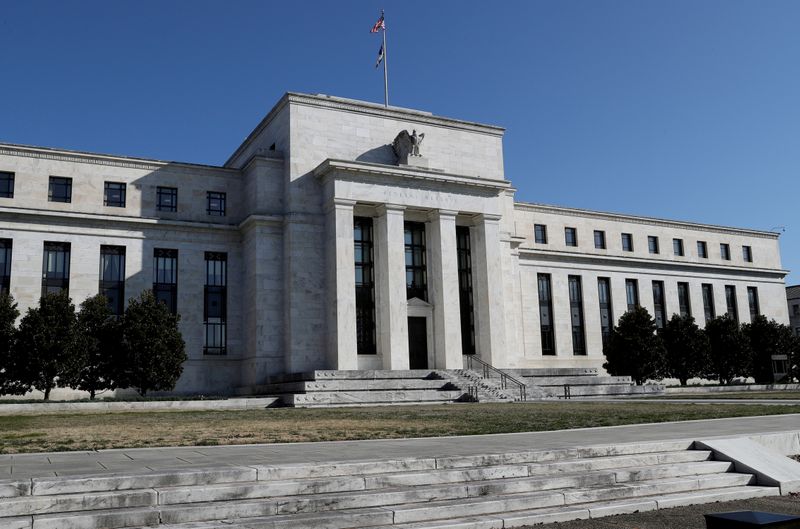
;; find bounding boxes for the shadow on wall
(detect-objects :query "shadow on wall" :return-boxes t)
[356,144,396,165]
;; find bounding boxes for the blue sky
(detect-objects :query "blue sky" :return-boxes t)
[2,1,799,284]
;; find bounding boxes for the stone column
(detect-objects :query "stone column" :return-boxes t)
[374,204,409,370]
[428,210,463,368]
[472,214,507,366]
[325,198,357,370]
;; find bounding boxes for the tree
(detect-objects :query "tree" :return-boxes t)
[604,306,665,385]
[704,316,750,385]
[661,314,710,386]
[0,293,21,395]
[63,294,122,399]
[119,290,186,396]
[13,291,77,400]
[743,315,796,384]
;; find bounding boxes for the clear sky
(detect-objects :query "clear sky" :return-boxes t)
[2,1,799,284]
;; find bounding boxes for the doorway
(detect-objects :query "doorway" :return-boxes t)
[408,317,428,369]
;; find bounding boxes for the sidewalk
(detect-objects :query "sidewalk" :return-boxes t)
[2,413,798,480]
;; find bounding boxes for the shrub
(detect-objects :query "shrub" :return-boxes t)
[742,315,796,384]
[661,314,710,386]
[604,306,665,385]
[705,316,750,385]
[0,293,21,395]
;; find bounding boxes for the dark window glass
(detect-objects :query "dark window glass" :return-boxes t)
[652,281,666,329]
[621,233,633,252]
[677,282,691,317]
[568,275,586,355]
[673,238,684,256]
[793,304,799,316]
[565,227,577,247]
[100,246,125,316]
[457,226,475,355]
[720,243,731,260]
[157,187,178,212]
[207,191,226,216]
[597,278,613,349]
[594,230,606,249]
[404,222,427,301]
[0,239,11,295]
[354,217,376,355]
[0,171,14,198]
[48,177,72,203]
[538,274,555,355]
[702,283,716,322]
[648,236,659,254]
[725,285,738,323]
[153,248,178,314]
[742,246,753,262]
[534,224,547,244]
[42,242,70,295]
[626,279,639,312]
[204,252,227,355]
[697,241,708,258]
[104,182,126,207]
[747,286,760,322]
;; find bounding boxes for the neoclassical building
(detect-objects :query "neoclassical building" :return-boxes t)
[0,93,790,394]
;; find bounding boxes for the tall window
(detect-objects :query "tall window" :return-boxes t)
[42,242,70,295]
[0,171,14,198]
[673,238,684,256]
[104,182,126,207]
[538,274,555,355]
[48,177,72,203]
[702,283,715,322]
[652,281,666,329]
[0,239,11,295]
[204,252,227,355]
[725,285,738,323]
[625,279,639,312]
[457,226,475,355]
[99,246,125,316]
[742,246,753,263]
[157,186,178,212]
[404,222,427,301]
[677,282,691,317]
[594,230,606,249]
[565,227,577,247]
[153,248,178,314]
[697,241,708,258]
[568,276,586,355]
[747,286,760,322]
[648,236,659,254]
[354,217,376,355]
[621,233,634,252]
[534,224,547,244]
[720,243,731,260]
[597,278,613,348]
[207,191,226,216]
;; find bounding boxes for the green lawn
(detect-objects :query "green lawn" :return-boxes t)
[1,401,799,454]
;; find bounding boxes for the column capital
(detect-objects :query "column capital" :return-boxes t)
[428,209,459,221]
[324,198,357,214]
[473,213,502,225]
[376,203,406,216]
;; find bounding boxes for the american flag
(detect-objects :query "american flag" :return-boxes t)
[370,13,385,33]
[375,43,384,68]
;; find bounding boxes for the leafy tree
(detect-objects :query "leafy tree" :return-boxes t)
[661,314,710,386]
[119,290,186,396]
[0,293,21,395]
[704,315,750,385]
[604,306,665,385]
[743,315,796,384]
[63,294,122,399]
[13,291,77,400]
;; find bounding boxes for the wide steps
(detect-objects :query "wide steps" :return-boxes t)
[283,390,464,407]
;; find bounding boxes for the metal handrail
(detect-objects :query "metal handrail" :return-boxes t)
[463,355,527,402]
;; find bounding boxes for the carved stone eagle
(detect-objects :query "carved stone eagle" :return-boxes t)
[392,129,425,160]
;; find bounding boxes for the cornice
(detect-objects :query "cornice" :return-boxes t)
[237,214,285,232]
[514,202,780,240]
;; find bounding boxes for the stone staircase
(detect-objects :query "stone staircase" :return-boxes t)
[509,368,665,398]
[0,440,780,529]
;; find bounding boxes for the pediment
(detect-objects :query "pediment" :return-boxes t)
[407,297,432,308]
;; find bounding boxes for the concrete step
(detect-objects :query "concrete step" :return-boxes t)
[283,390,465,407]
[542,383,663,397]
[267,371,444,383]
[510,368,601,377]
[265,379,456,393]
[524,376,633,386]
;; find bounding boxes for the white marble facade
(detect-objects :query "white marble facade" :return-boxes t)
[0,93,790,394]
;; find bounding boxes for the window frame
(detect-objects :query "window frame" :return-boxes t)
[156,186,178,212]
[720,243,731,261]
[648,236,660,255]
[42,241,71,296]
[742,245,753,263]
[625,278,639,312]
[564,227,577,247]
[206,191,226,217]
[0,171,14,199]
[0,239,11,295]
[404,222,428,301]
[673,238,684,257]
[355,217,377,355]
[204,252,228,355]
[48,176,72,203]
[103,182,126,208]
[697,241,708,259]
[534,224,547,244]
[593,230,606,250]
[99,245,126,316]
[153,248,178,314]
[621,233,634,252]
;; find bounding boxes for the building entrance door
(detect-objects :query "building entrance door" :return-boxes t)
[408,317,428,369]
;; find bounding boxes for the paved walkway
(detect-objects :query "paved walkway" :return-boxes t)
[2,414,798,479]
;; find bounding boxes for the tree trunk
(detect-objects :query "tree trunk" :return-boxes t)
[680,378,687,386]
[43,386,51,401]
[89,389,95,400]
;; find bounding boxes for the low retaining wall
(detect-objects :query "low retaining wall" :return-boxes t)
[666,384,800,394]
[0,396,280,415]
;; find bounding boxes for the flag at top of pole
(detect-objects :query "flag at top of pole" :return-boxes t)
[370,11,385,33]
[370,10,389,107]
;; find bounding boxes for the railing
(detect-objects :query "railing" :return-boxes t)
[463,355,527,402]
[562,384,571,400]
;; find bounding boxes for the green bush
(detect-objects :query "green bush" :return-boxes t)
[661,314,709,386]
[742,315,797,384]
[604,306,665,385]
[705,316,750,385]
[0,293,21,395]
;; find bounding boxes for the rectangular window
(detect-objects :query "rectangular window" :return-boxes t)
[747,286,760,322]
[207,191,226,216]
[204,252,227,355]
[673,238,684,256]
[103,182,126,207]
[538,274,555,355]
[597,278,613,348]
[621,233,634,252]
[702,283,716,322]
[157,186,178,212]
[568,276,586,355]
[793,304,800,316]
[99,246,125,316]
[742,246,753,263]
[0,239,11,295]
[0,171,14,198]
[652,281,666,329]
[625,279,639,312]
[42,242,70,296]
[725,285,738,323]
[594,230,606,249]
[565,227,577,247]
[48,177,72,203]
[677,282,691,318]
[153,248,178,314]
[457,226,475,356]
[648,236,659,254]
[697,241,708,258]
[354,217,376,355]
[534,224,547,244]
[720,243,731,260]
[404,222,427,301]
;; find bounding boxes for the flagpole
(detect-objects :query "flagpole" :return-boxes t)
[382,20,389,107]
